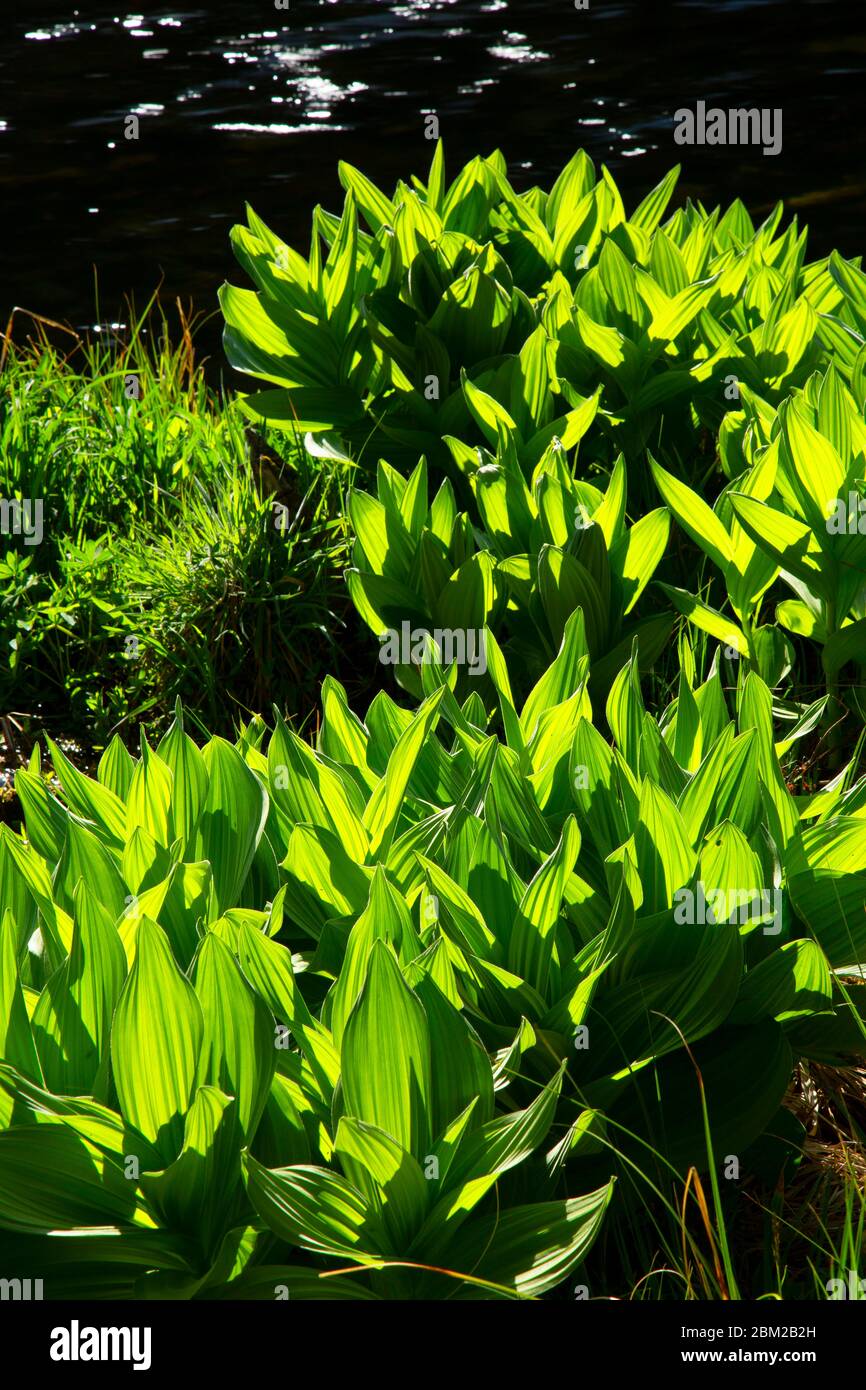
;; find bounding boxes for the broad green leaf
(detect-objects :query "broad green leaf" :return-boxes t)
[110,917,204,1160]
[194,738,268,914]
[46,738,127,849]
[634,781,696,913]
[341,940,432,1157]
[508,818,581,996]
[363,689,445,857]
[729,940,832,1024]
[328,867,421,1047]
[243,1153,388,1260]
[141,1086,240,1257]
[157,703,209,857]
[659,584,749,655]
[650,456,734,575]
[609,507,671,614]
[0,1124,155,1233]
[32,881,126,1098]
[443,1184,613,1298]
[334,1116,428,1250]
[0,909,42,1081]
[125,735,173,850]
[192,932,276,1143]
[53,816,127,924]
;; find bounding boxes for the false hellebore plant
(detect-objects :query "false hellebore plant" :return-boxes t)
[345,444,671,704]
[653,364,866,707]
[220,145,866,495]
[1,635,865,1298]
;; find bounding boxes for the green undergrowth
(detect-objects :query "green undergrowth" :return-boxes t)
[0,300,357,745]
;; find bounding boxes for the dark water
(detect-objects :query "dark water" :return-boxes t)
[1,0,865,346]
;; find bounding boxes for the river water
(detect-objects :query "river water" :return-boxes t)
[0,0,864,346]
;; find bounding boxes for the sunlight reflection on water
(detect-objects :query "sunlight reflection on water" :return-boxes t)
[2,0,863,329]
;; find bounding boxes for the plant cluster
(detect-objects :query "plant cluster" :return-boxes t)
[223,146,866,492]
[1,638,865,1295]
[1,148,865,1300]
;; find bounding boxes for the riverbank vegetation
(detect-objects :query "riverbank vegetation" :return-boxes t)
[0,148,864,1301]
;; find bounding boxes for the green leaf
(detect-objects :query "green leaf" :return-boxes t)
[157,702,209,857]
[334,1116,428,1250]
[126,734,174,850]
[507,817,581,996]
[0,909,42,1082]
[46,738,127,849]
[415,974,495,1136]
[53,816,127,924]
[110,917,204,1160]
[236,920,339,1093]
[728,494,828,597]
[788,865,866,968]
[616,1022,792,1171]
[729,940,832,1024]
[141,1086,240,1257]
[341,940,432,1158]
[609,507,671,614]
[193,738,268,915]
[97,735,136,802]
[631,164,680,233]
[268,714,368,863]
[362,689,445,857]
[520,608,589,742]
[446,1066,564,1190]
[328,866,421,1047]
[443,1184,614,1298]
[243,1153,388,1261]
[338,162,396,235]
[0,1124,155,1234]
[659,584,749,655]
[634,781,697,913]
[32,881,126,1098]
[192,932,276,1143]
[13,769,66,865]
[650,455,734,575]
[782,402,846,531]
[823,619,866,679]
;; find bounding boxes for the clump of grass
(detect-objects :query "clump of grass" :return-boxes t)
[0,293,215,536]
[116,432,355,731]
[0,294,355,745]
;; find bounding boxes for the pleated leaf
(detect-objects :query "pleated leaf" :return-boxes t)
[243,1153,388,1260]
[0,909,42,1081]
[507,817,580,996]
[46,737,127,849]
[110,917,204,1160]
[193,738,269,914]
[634,781,697,914]
[0,1123,155,1233]
[443,1184,614,1298]
[191,932,276,1143]
[32,880,127,1098]
[236,921,339,1092]
[729,940,832,1024]
[141,1086,241,1257]
[53,816,127,923]
[341,940,432,1158]
[334,1115,429,1251]
[157,701,209,857]
[125,734,174,850]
